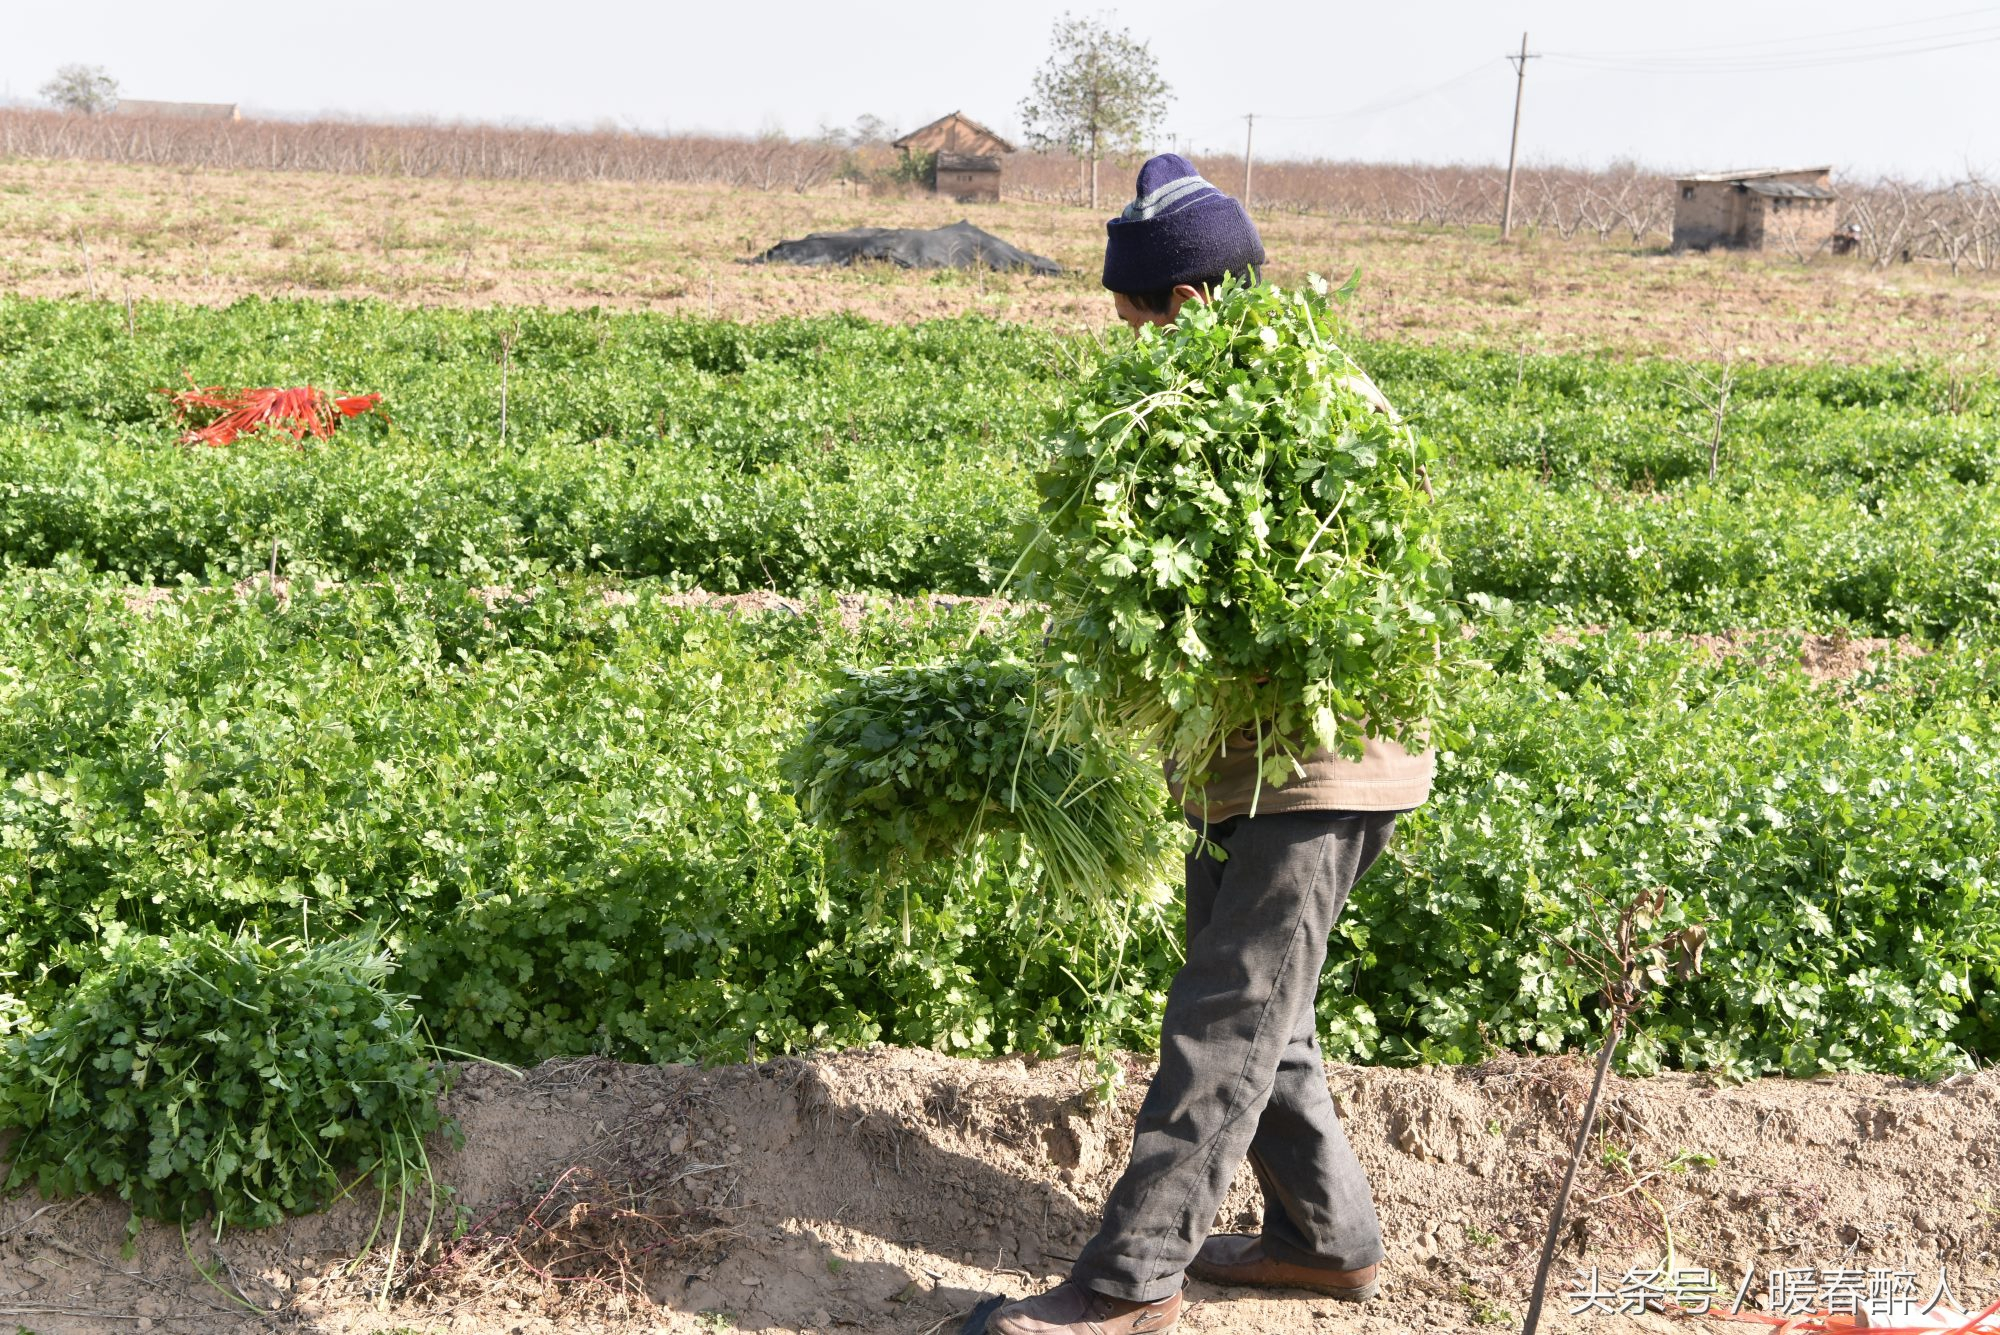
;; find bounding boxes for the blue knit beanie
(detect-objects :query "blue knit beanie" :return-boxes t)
[1102,153,1266,293]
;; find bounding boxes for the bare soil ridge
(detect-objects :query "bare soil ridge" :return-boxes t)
[3,1048,1995,1335]
[118,581,1921,684]
[500,589,1948,687]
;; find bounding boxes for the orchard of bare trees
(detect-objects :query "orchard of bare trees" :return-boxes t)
[0,109,851,194]
[1836,176,2000,273]
[4,107,1996,270]
[1009,154,1679,242]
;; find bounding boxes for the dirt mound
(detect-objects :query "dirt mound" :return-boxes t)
[3,1050,1996,1334]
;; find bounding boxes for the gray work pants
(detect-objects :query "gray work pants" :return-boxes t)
[1069,810,1393,1303]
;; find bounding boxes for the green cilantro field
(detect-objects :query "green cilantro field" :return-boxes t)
[1,295,1996,1086]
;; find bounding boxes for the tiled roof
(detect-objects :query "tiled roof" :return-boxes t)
[1743,179,1837,199]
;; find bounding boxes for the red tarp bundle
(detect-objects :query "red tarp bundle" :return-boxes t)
[165,382,385,447]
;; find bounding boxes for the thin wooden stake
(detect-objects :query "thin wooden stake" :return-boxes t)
[498,326,518,447]
[72,225,97,300]
[1707,367,1734,482]
[1522,1013,1624,1335]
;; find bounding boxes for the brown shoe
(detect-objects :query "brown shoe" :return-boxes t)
[985,1279,1182,1334]
[1186,1234,1380,1301]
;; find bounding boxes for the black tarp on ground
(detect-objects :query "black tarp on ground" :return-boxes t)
[746,220,1062,275]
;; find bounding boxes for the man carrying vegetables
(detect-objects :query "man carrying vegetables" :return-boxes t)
[989,155,1436,1335]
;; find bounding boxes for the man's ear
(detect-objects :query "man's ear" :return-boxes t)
[1171,283,1204,307]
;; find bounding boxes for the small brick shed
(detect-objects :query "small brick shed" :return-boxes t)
[893,112,1015,203]
[1671,166,1836,251]
[933,152,1002,203]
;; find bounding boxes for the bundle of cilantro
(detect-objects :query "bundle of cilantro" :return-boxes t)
[1016,274,1452,795]
[787,651,1173,912]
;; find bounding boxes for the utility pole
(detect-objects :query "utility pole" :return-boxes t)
[1501,32,1540,240]
[1242,113,1255,212]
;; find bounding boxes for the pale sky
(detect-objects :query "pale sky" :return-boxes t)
[7,1,1997,180]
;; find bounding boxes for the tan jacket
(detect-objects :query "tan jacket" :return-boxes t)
[1168,733,1435,823]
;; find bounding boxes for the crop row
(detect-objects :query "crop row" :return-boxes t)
[7,428,1997,635]
[5,297,1991,488]
[1,571,1993,1078]
[1,299,1994,637]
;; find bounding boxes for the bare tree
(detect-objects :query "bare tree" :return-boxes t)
[1533,174,1587,240]
[1914,177,1990,276]
[1963,174,2000,273]
[40,64,118,115]
[1018,11,1171,210]
[1844,180,1919,269]
[817,114,895,150]
[1578,185,1621,242]
[849,114,895,147]
[1673,328,1740,483]
[1593,161,1659,244]
[1408,169,1487,229]
[1626,191,1672,245]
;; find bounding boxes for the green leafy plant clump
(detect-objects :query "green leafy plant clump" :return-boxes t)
[788,650,1176,914]
[1021,275,1453,790]
[0,927,452,1236]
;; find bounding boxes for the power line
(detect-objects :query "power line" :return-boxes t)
[1214,58,1506,174]
[1178,57,1503,160]
[1551,4,2000,59]
[1550,28,2000,71]
[1253,59,1502,123]
[1547,24,2000,73]
[1187,10,1997,167]
[1228,12,1994,131]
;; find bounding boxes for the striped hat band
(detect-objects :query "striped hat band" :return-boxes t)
[1120,172,1225,222]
